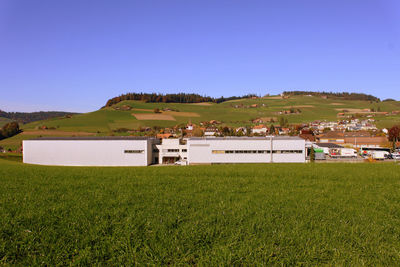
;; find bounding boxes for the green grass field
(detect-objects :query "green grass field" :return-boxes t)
[1,158,400,265]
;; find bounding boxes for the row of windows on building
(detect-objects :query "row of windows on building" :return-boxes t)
[162,149,187,153]
[128,149,188,153]
[211,150,303,154]
[124,150,144,154]
[126,149,302,154]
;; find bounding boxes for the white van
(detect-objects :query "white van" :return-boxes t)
[372,151,387,160]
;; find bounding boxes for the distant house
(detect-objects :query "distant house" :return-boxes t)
[252,125,268,135]
[279,128,290,135]
[157,133,173,139]
[299,133,315,142]
[186,124,194,131]
[317,131,345,144]
[204,127,218,136]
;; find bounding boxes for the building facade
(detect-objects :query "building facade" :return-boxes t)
[23,136,306,166]
[187,136,306,164]
[23,137,158,166]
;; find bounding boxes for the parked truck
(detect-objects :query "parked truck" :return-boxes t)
[330,148,357,158]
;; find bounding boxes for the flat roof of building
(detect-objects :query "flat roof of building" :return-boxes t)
[29,136,154,141]
[315,143,344,148]
[188,136,303,141]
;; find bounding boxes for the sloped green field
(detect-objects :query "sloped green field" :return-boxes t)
[1,159,400,265]
[21,96,400,132]
[2,96,400,151]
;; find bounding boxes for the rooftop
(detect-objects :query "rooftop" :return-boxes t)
[188,136,303,141]
[315,143,344,148]
[30,136,154,141]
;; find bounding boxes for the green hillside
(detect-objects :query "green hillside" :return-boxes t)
[2,95,400,151]
[22,95,400,131]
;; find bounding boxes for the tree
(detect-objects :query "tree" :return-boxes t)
[270,124,275,135]
[309,148,315,162]
[246,126,252,136]
[221,126,230,136]
[389,126,400,151]
[0,122,20,140]
[192,128,204,137]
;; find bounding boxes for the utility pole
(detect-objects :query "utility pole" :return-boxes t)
[270,136,273,163]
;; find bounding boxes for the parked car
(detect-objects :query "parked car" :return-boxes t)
[174,159,188,166]
[385,153,393,159]
[392,153,400,160]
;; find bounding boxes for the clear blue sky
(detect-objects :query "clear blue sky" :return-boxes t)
[1,0,399,112]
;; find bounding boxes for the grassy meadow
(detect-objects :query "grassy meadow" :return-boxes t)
[1,158,400,265]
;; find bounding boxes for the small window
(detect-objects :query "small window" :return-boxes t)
[181,149,187,152]
[124,150,144,154]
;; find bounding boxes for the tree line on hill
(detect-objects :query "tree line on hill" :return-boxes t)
[0,122,20,140]
[282,91,381,102]
[103,93,258,107]
[0,110,78,124]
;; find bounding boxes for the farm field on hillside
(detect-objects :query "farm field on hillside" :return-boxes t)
[20,96,400,132]
[1,160,400,265]
[2,96,399,151]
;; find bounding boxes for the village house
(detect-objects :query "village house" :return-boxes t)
[252,125,268,135]
[204,127,218,136]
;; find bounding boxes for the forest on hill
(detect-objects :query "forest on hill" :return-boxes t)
[103,93,258,107]
[0,110,78,124]
[282,91,381,102]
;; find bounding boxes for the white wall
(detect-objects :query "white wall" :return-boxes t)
[23,139,151,166]
[188,137,305,164]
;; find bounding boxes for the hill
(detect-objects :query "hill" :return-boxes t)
[2,94,400,151]
[0,110,78,124]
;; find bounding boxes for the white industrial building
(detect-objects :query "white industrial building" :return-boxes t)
[23,137,158,166]
[187,136,305,164]
[23,136,305,166]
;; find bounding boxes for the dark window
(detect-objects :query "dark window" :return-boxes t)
[124,150,144,154]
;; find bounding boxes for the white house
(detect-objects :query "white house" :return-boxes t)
[252,125,268,135]
[23,137,158,166]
